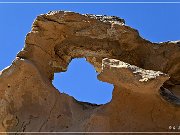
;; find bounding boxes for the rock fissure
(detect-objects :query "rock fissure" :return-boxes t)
[39,94,58,131]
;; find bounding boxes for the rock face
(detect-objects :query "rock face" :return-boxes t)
[0,11,180,133]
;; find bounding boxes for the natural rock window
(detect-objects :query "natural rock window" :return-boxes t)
[53,58,114,104]
[0,11,179,132]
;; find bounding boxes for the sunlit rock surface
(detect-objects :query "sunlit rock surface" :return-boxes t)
[0,11,180,133]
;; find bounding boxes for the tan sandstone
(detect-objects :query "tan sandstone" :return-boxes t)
[0,11,180,134]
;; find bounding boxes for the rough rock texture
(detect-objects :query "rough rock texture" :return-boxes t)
[0,11,180,133]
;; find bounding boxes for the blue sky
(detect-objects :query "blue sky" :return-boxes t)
[0,3,180,104]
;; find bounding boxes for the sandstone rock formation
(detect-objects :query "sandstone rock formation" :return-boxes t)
[0,11,180,134]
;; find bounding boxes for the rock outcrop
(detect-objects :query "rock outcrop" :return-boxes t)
[0,11,180,133]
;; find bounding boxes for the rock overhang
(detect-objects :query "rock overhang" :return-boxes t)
[98,58,170,94]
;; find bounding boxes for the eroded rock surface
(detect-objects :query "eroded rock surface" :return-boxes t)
[0,11,180,133]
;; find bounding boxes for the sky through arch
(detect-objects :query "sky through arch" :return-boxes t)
[53,58,114,104]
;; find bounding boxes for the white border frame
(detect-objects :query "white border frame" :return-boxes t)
[0,1,180,4]
[0,1,180,134]
[0,132,180,134]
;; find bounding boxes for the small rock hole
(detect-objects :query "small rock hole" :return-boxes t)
[53,58,113,105]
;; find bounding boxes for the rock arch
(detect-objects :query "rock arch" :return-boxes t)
[0,11,180,132]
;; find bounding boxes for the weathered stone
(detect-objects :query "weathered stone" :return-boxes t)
[0,11,180,133]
